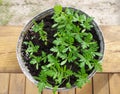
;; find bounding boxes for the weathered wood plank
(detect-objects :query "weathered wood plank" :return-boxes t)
[109,73,120,94]
[42,89,53,94]
[76,79,92,94]
[42,89,58,94]
[25,78,39,94]
[59,88,75,94]
[0,26,22,72]
[9,73,25,94]
[26,78,59,94]
[93,74,109,94]
[0,73,9,94]
[100,26,120,72]
[0,26,120,73]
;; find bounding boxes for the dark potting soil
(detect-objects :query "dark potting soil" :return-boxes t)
[21,15,57,76]
[21,14,97,87]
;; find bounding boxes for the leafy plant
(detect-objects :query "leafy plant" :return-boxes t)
[22,5,103,94]
[30,51,47,70]
[24,41,39,56]
[32,20,47,45]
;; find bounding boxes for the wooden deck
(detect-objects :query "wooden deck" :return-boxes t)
[0,73,120,94]
[0,26,120,94]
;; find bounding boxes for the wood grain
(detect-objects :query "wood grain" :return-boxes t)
[93,74,109,94]
[25,78,39,94]
[26,79,58,94]
[100,26,120,72]
[0,26,22,72]
[76,80,92,94]
[9,73,25,94]
[42,89,58,94]
[109,73,120,94]
[59,88,75,94]
[0,73,9,94]
[0,26,120,72]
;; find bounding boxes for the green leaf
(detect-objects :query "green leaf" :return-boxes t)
[64,69,73,78]
[46,63,54,68]
[57,52,67,60]
[54,5,62,15]
[75,72,89,88]
[94,52,102,57]
[56,72,63,84]
[57,24,65,29]
[23,41,28,45]
[79,14,86,23]
[36,63,39,70]
[62,48,68,53]
[38,82,46,93]
[52,23,58,28]
[32,20,47,45]
[86,17,93,23]
[65,8,74,15]
[73,25,81,33]
[93,60,102,72]
[80,16,93,30]
[75,34,83,43]
[84,33,93,42]
[82,42,89,49]
[67,52,77,62]
[73,12,79,22]
[48,54,58,64]
[46,70,55,77]
[52,68,57,79]
[41,66,48,70]
[53,86,58,94]
[54,15,66,23]
[66,82,72,88]
[61,59,67,65]
[41,51,47,63]
[86,61,92,69]
[50,47,59,52]
[30,59,37,64]
[32,20,44,32]
[53,38,63,45]
[30,55,42,69]
[79,62,85,68]
[25,41,39,55]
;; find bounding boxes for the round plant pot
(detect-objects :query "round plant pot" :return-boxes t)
[16,7,104,91]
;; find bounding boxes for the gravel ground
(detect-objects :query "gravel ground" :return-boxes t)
[0,0,120,26]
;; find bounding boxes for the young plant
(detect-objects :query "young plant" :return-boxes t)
[32,20,47,45]
[24,41,39,56]
[22,5,103,94]
[30,51,47,70]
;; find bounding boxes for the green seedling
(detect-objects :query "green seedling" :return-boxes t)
[32,20,47,45]
[23,5,102,94]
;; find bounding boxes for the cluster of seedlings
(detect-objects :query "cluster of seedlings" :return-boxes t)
[22,5,102,94]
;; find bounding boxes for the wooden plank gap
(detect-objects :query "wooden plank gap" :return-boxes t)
[25,78,39,94]
[93,74,109,94]
[75,79,92,94]
[24,76,26,94]
[8,73,10,94]
[108,73,111,94]
[91,77,94,94]
[9,73,25,94]
[109,73,120,94]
